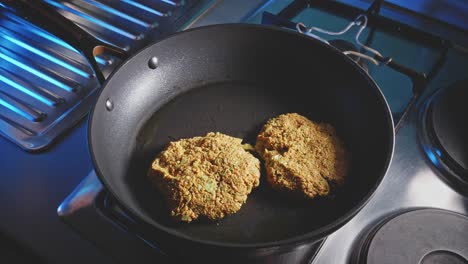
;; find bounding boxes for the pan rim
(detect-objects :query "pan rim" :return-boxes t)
[88,23,395,250]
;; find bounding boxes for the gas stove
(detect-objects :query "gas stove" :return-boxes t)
[1,1,467,264]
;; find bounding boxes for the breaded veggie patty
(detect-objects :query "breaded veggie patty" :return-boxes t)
[148,132,260,222]
[255,113,349,199]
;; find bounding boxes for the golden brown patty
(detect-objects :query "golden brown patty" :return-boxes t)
[255,113,349,199]
[148,132,260,222]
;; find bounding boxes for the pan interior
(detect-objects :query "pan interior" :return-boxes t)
[131,81,354,243]
[89,25,393,245]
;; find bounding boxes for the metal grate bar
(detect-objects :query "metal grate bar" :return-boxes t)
[81,0,155,28]
[1,11,110,68]
[0,68,62,107]
[0,47,77,93]
[0,91,44,122]
[160,0,182,7]
[45,0,143,40]
[0,28,93,79]
[121,0,172,17]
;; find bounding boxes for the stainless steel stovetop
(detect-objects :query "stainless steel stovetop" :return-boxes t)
[58,1,468,263]
[0,1,466,264]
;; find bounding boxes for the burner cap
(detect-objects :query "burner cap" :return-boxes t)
[357,209,468,264]
[420,80,468,190]
[431,80,468,171]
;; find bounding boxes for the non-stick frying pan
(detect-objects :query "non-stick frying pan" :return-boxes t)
[7,1,394,262]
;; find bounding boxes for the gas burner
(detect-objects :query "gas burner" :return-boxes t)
[419,80,468,192]
[353,208,468,264]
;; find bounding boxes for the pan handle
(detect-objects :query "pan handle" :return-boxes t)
[0,0,127,84]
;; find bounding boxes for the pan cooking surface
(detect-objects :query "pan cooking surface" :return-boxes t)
[127,81,357,243]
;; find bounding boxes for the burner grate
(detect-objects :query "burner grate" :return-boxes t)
[0,0,208,151]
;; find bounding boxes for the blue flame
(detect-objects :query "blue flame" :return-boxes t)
[423,144,440,168]
[427,150,438,164]
[434,148,442,157]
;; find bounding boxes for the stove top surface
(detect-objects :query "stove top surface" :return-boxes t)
[1,0,467,264]
[354,208,468,264]
[59,1,468,262]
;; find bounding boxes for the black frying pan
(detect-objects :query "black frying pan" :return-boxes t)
[7,1,394,262]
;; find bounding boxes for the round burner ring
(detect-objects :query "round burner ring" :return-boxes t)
[353,208,468,264]
[421,250,468,264]
[418,79,468,192]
